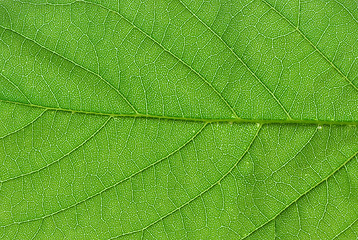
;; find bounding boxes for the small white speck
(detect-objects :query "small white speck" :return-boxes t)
[192,130,196,133]
[317,125,322,130]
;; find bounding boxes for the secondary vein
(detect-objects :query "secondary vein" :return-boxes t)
[0,122,208,228]
[242,148,358,240]
[0,25,139,114]
[178,0,293,120]
[261,0,358,92]
[110,122,262,239]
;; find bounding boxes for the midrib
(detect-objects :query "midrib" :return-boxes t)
[2,98,358,126]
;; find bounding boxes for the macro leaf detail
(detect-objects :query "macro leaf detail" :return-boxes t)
[1,0,358,239]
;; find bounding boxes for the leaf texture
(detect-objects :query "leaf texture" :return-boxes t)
[1,0,358,239]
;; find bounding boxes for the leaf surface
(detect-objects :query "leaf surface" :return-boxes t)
[1,0,358,239]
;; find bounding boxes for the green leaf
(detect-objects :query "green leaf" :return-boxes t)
[1,0,358,239]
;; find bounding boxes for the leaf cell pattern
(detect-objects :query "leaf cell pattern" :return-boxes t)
[1,0,358,239]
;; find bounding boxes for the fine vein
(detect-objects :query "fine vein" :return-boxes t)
[0,122,208,227]
[242,148,358,239]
